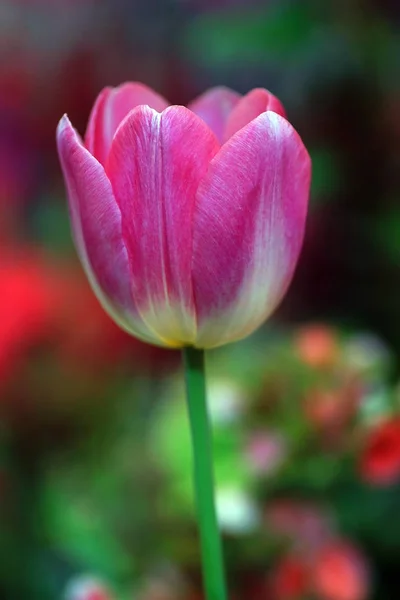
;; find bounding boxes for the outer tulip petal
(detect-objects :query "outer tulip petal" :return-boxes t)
[192,111,311,348]
[188,86,241,143]
[56,115,164,346]
[84,82,169,166]
[224,88,286,141]
[107,105,220,346]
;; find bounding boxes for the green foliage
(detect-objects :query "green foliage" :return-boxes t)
[184,3,317,66]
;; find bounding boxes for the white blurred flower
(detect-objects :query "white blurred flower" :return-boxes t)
[208,379,247,426]
[64,575,111,600]
[344,332,391,374]
[358,384,392,421]
[216,487,260,534]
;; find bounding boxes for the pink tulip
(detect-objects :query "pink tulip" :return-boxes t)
[57,82,311,349]
[311,540,370,600]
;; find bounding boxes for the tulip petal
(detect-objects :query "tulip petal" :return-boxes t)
[107,105,220,346]
[192,111,311,348]
[224,88,286,141]
[85,82,169,166]
[56,115,163,346]
[188,86,241,143]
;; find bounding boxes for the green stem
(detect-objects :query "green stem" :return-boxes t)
[182,347,227,600]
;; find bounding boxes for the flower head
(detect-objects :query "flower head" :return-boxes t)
[57,83,311,348]
[266,499,332,551]
[0,246,56,382]
[294,324,339,369]
[64,575,113,600]
[270,554,310,599]
[311,541,370,600]
[359,417,400,485]
[245,431,286,475]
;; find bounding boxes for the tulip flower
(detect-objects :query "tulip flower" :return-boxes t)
[57,82,311,600]
[57,82,311,350]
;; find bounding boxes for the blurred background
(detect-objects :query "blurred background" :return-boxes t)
[1,0,400,598]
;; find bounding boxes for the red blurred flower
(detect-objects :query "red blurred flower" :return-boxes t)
[0,246,171,395]
[86,590,110,600]
[294,324,339,369]
[53,267,151,373]
[0,247,58,383]
[270,555,309,599]
[359,417,400,485]
[311,541,369,600]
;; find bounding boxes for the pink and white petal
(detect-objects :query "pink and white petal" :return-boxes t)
[188,86,241,143]
[85,82,169,166]
[224,88,286,141]
[192,111,311,348]
[107,105,220,346]
[57,115,163,346]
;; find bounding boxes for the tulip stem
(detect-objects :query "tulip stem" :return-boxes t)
[183,347,227,600]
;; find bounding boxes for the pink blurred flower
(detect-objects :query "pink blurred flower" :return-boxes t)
[294,324,339,369]
[265,499,332,551]
[359,417,400,485]
[269,538,370,600]
[57,82,311,349]
[245,431,286,475]
[311,541,370,600]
